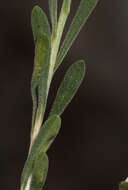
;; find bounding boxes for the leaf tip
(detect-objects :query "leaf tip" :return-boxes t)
[32,5,41,11]
[76,59,86,77]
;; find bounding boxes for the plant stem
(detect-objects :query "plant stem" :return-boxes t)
[22,2,71,190]
[30,0,71,150]
[47,0,71,90]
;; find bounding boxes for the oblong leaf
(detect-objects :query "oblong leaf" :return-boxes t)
[30,152,49,190]
[49,0,57,33]
[21,115,61,189]
[31,34,51,136]
[54,0,99,71]
[31,5,51,42]
[50,60,86,116]
[31,5,51,134]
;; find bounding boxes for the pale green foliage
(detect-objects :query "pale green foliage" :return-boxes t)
[31,35,51,137]
[49,0,57,33]
[31,6,51,42]
[31,6,51,136]
[21,115,61,190]
[31,151,48,190]
[50,60,86,116]
[55,0,100,71]
[20,1,100,190]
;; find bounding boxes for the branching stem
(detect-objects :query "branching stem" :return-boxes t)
[23,1,71,190]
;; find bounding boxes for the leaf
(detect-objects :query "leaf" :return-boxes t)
[31,5,51,42]
[49,0,57,33]
[21,115,61,189]
[31,34,51,136]
[50,60,85,116]
[32,115,61,153]
[31,5,51,134]
[120,182,128,190]
[32,35,50,93]
[30,152,49,190]
[54,0,100,71]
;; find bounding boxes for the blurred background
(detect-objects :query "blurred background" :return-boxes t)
[0,0,128,189]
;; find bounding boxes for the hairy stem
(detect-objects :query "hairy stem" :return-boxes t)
[47,0,71,90]
[22,2,71,190]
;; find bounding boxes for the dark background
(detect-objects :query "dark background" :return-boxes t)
[0,0,128,189]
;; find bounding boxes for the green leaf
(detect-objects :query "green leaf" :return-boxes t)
[120,182,128,190]
[31,34,51,136]
[49,0,57,33]
[32,115,61,153]
[30,152,49,190]
[31,5,51,135]
[31,5,51,42]
[54,0,99,71]
[21,115,61,189]
[50,60,85,116]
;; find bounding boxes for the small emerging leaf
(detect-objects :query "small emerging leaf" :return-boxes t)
[31,5,51,42]
[30,152,49,190]
[21,115,61,189]
[54,0,99,71]
[120,182,128,190]
[50,60,86,116]
[49,0,57,33]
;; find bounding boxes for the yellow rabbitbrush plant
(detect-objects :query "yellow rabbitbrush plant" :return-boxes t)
[20,1,101,190]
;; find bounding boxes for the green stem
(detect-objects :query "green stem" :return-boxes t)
[47,0,71,91]
[22,1,71,190]
[30,0,71,148]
